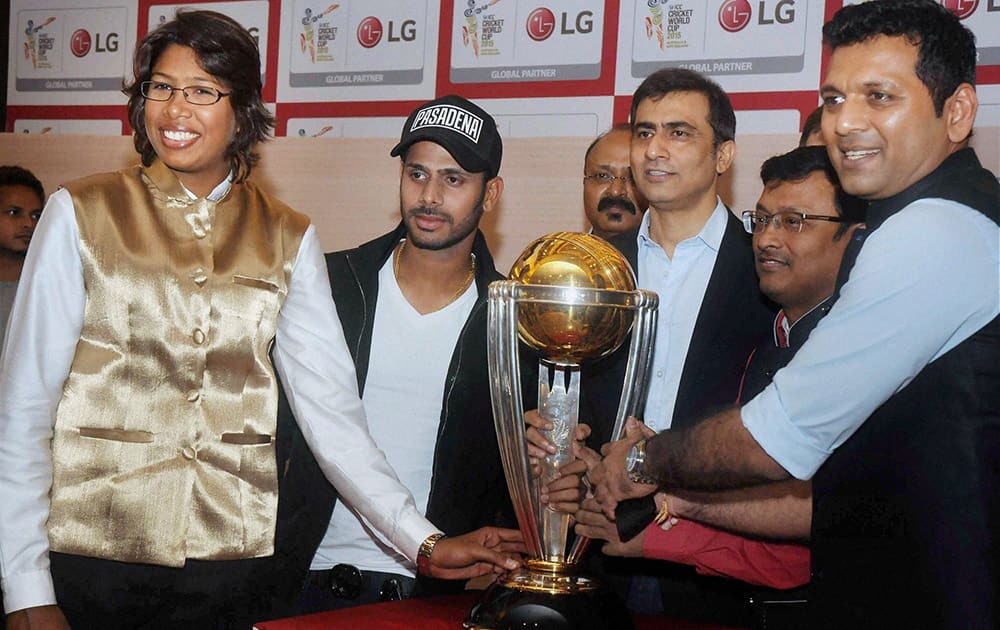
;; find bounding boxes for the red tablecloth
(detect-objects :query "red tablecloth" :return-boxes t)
[253,593,742,629]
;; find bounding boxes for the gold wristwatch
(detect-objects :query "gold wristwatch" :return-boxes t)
[416,532,446,576]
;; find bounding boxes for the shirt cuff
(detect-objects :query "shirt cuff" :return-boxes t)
[395,511,442,563]
[2,568,57,614]
[741,384,832,480]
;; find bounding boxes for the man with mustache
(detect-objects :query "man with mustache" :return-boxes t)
[274,95,520,614]
[583,124,647,240]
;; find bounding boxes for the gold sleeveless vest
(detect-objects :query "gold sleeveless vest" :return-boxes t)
[48,160,309,566]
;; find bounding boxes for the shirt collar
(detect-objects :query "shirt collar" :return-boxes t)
[636,197,728,253]
[180,173,234,202]
[773,295,835,348]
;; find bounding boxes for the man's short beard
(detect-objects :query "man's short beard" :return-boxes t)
[402,181,487,252]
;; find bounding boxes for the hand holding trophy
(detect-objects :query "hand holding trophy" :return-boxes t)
[466,232,658,629]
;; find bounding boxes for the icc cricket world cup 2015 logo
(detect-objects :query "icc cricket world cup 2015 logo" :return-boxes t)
[461,0,502,58]
[24,16,56,68]
[300,3,339,62]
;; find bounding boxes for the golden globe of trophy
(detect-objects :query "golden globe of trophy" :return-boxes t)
[465,232,658,630]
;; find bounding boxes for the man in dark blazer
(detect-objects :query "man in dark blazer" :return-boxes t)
[578,68,773,626]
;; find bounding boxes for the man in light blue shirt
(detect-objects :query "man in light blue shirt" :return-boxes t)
[572,67,774,625]
[591,2,999,627]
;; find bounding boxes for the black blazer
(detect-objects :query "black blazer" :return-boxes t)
[582,210,774,443]
[579,210,775,626]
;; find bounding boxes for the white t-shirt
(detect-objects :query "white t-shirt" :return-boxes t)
[312,253,477,576]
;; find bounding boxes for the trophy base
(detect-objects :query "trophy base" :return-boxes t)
[464,561,633,630]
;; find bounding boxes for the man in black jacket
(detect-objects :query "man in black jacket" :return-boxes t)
[273,95,518,614]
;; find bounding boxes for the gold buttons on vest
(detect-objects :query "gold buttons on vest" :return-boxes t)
[190,268,208,287]
[192,328,206,345]
[181,447,197,460]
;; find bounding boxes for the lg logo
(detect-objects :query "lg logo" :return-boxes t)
[69,28,118,57]
[718,0,752,32]
[526,8,555,41]
[941,0,978,19]
[357,16,416,48]
[70,29,91,57]
[525,7,593,42]
[719,1,796,33]
[357,16,383,48]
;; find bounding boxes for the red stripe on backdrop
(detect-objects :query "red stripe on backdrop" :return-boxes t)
[818,0,845,86]
[977,66,1000,85]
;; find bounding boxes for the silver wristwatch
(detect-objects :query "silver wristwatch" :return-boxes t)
[625,439,659,485]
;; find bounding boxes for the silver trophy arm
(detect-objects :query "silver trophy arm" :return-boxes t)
[609,290,659,441]
[488,281,544,558]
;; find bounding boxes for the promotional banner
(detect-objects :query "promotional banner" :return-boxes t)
[6,0,999,135]
[448,0,605,83]
[8,0,135,106]
[277,0,439,103]
[615,0,827,95]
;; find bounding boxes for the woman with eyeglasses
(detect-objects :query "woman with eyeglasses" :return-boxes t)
[0,10,520,630]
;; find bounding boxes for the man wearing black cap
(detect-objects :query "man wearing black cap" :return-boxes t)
[272,95,517,614]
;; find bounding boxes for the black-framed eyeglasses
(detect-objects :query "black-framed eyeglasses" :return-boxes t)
[140,81,231,106]
[742,210,849,234]
[583,172,633,186]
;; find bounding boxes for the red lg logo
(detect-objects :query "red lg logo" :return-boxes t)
[70,28,91,57]
[941,0,978,19]
[357,16,383,48]
[526,7,556,42]
[718,0,752,33]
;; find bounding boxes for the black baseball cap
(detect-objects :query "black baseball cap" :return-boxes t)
[390,95,502,179]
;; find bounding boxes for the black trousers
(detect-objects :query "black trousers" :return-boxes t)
[50,551,275,630]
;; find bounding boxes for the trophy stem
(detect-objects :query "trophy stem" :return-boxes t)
[537,362,581,563]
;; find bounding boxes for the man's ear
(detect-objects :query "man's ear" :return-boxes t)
[482,176,504,214]
[714,139,735,175]
[944,83,977,144]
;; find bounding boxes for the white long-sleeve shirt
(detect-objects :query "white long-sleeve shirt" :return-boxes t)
[0,183,437,613]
